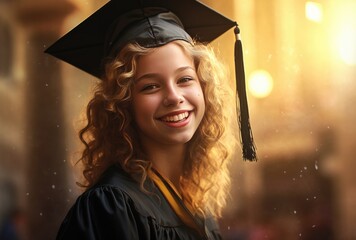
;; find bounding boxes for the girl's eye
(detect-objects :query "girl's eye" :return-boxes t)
[141,84,159,92]
[178,77,194,84]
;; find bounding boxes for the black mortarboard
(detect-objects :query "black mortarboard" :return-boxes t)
[45,0,257,161]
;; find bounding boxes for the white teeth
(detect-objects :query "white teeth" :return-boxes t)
[162,112,189,122]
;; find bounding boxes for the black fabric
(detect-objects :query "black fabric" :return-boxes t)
[105,9,192,58]
[56,165,222,240]
[45,0,235,78]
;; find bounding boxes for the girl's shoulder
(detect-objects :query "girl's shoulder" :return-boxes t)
[78,165,161,217]
[57,165,172,239]
[57,165,222,239]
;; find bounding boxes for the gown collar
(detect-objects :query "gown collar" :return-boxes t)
[148,168,207,238]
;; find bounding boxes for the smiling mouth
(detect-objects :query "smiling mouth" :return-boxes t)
[160,112,189,122]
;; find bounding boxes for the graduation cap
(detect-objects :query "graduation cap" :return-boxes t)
[45,0,257,161]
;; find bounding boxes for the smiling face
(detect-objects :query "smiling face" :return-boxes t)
[132,42,205,149]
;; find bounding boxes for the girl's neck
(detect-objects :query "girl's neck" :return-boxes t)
[142,142,186,189]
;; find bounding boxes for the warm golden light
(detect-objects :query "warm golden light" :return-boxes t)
[329,0,356,65]
[248,70,274,98]
[305,2,323,23]
[337,26,356,65]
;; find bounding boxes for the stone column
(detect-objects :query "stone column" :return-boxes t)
[15,1,76,239]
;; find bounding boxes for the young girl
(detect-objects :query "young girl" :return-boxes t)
[47,0,254,239]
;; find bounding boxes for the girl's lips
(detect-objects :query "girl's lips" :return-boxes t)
[160,111,189,122]
[158,111,191,128]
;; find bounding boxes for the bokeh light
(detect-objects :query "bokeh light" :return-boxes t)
[336,25,356,66]
[248,69,274,98]
[305,1,323,23]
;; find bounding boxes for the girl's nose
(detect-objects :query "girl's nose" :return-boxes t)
[163,86,184,107]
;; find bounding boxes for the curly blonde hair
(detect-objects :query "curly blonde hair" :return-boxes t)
[78,40,236,217]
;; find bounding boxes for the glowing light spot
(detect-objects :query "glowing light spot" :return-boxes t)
[337,26,356,65]
[248,70,273,98]
[305,2,323,23]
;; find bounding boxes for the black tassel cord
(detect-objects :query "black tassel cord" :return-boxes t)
[234,25,257,161]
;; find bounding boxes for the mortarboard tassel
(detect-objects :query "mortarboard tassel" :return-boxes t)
[234,24,257,161]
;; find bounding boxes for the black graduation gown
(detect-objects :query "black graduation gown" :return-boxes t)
[56,165,222,239]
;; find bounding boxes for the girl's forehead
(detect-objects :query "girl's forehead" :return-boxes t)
[135,43,195,78]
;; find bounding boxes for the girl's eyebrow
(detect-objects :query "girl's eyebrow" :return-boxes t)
[175,66,195,73]
[135,66,196,83]
[135,73,159,83]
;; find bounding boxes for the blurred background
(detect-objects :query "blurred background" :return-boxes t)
[0,0,355,239]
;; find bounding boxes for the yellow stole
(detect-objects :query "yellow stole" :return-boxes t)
[148,169,205,237]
